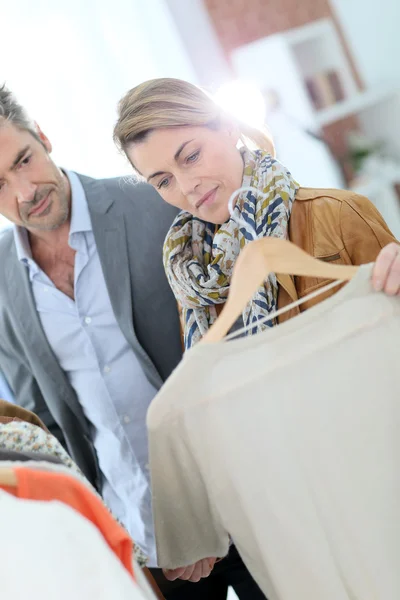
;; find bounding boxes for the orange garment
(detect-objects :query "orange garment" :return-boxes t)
[1,467,134,578]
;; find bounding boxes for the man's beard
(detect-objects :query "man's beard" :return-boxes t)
[21,183,69,231]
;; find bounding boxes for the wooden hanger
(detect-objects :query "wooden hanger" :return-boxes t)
[0,468,17,487]
[202,238,359,343]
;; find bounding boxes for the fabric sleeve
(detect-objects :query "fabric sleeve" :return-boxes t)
[148,415,229,570]
[340,193,399,263]
[0,490,145,600]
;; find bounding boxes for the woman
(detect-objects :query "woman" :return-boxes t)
[114,78,399,352]
[113,78,400,593]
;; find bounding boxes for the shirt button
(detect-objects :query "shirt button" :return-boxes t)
[123,415,131,424]
[84,317,92,325]
[103,365,111,374]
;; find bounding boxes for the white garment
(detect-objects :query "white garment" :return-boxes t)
[0,490,148,599]
[148,264,400,600]
[0,460,148,567]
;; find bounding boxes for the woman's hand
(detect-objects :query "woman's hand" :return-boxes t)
[162,557,217,583]
[372,243,400,296]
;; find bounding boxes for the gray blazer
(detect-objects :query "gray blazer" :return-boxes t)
[0,174,182,488]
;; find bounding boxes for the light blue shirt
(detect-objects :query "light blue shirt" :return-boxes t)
[0,372,15,404]
[14,171,159,564]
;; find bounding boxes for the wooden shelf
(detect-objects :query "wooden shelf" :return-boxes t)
[314,87,399,127]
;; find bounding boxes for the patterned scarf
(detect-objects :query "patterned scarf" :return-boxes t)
[163,148,299,349]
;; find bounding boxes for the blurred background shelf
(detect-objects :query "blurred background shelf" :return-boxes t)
[315,87,399,128]
[231,17,400,197]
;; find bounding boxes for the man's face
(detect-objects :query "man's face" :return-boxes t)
[0,122,70,231]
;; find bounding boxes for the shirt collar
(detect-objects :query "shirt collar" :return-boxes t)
[13,225,32,264]
[13,170,92,264]
[67,169,92,237]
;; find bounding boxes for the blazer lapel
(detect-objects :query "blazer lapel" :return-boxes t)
[81,177,135,343]
[81,175,163,389]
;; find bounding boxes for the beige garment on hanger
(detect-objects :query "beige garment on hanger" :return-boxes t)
[148,264,400,600]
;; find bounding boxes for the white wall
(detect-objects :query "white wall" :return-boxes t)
[330,0,400,88]
[0,0,197,178]
[165,0,232,89]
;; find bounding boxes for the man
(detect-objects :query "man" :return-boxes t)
[0,86,265,599]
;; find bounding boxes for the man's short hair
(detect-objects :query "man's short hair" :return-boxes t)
[0,84,39,141]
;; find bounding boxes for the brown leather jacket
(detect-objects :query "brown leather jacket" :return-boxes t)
[179,187,397,343]
[276,187,397,322]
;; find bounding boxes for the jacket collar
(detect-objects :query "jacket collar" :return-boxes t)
[276,273,298,302]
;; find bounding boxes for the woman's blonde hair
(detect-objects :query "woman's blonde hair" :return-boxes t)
[114,78,275,159]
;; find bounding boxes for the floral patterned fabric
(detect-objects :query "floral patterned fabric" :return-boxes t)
[0,421,81,474]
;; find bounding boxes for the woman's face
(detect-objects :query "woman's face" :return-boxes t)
[128,125,244,224]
